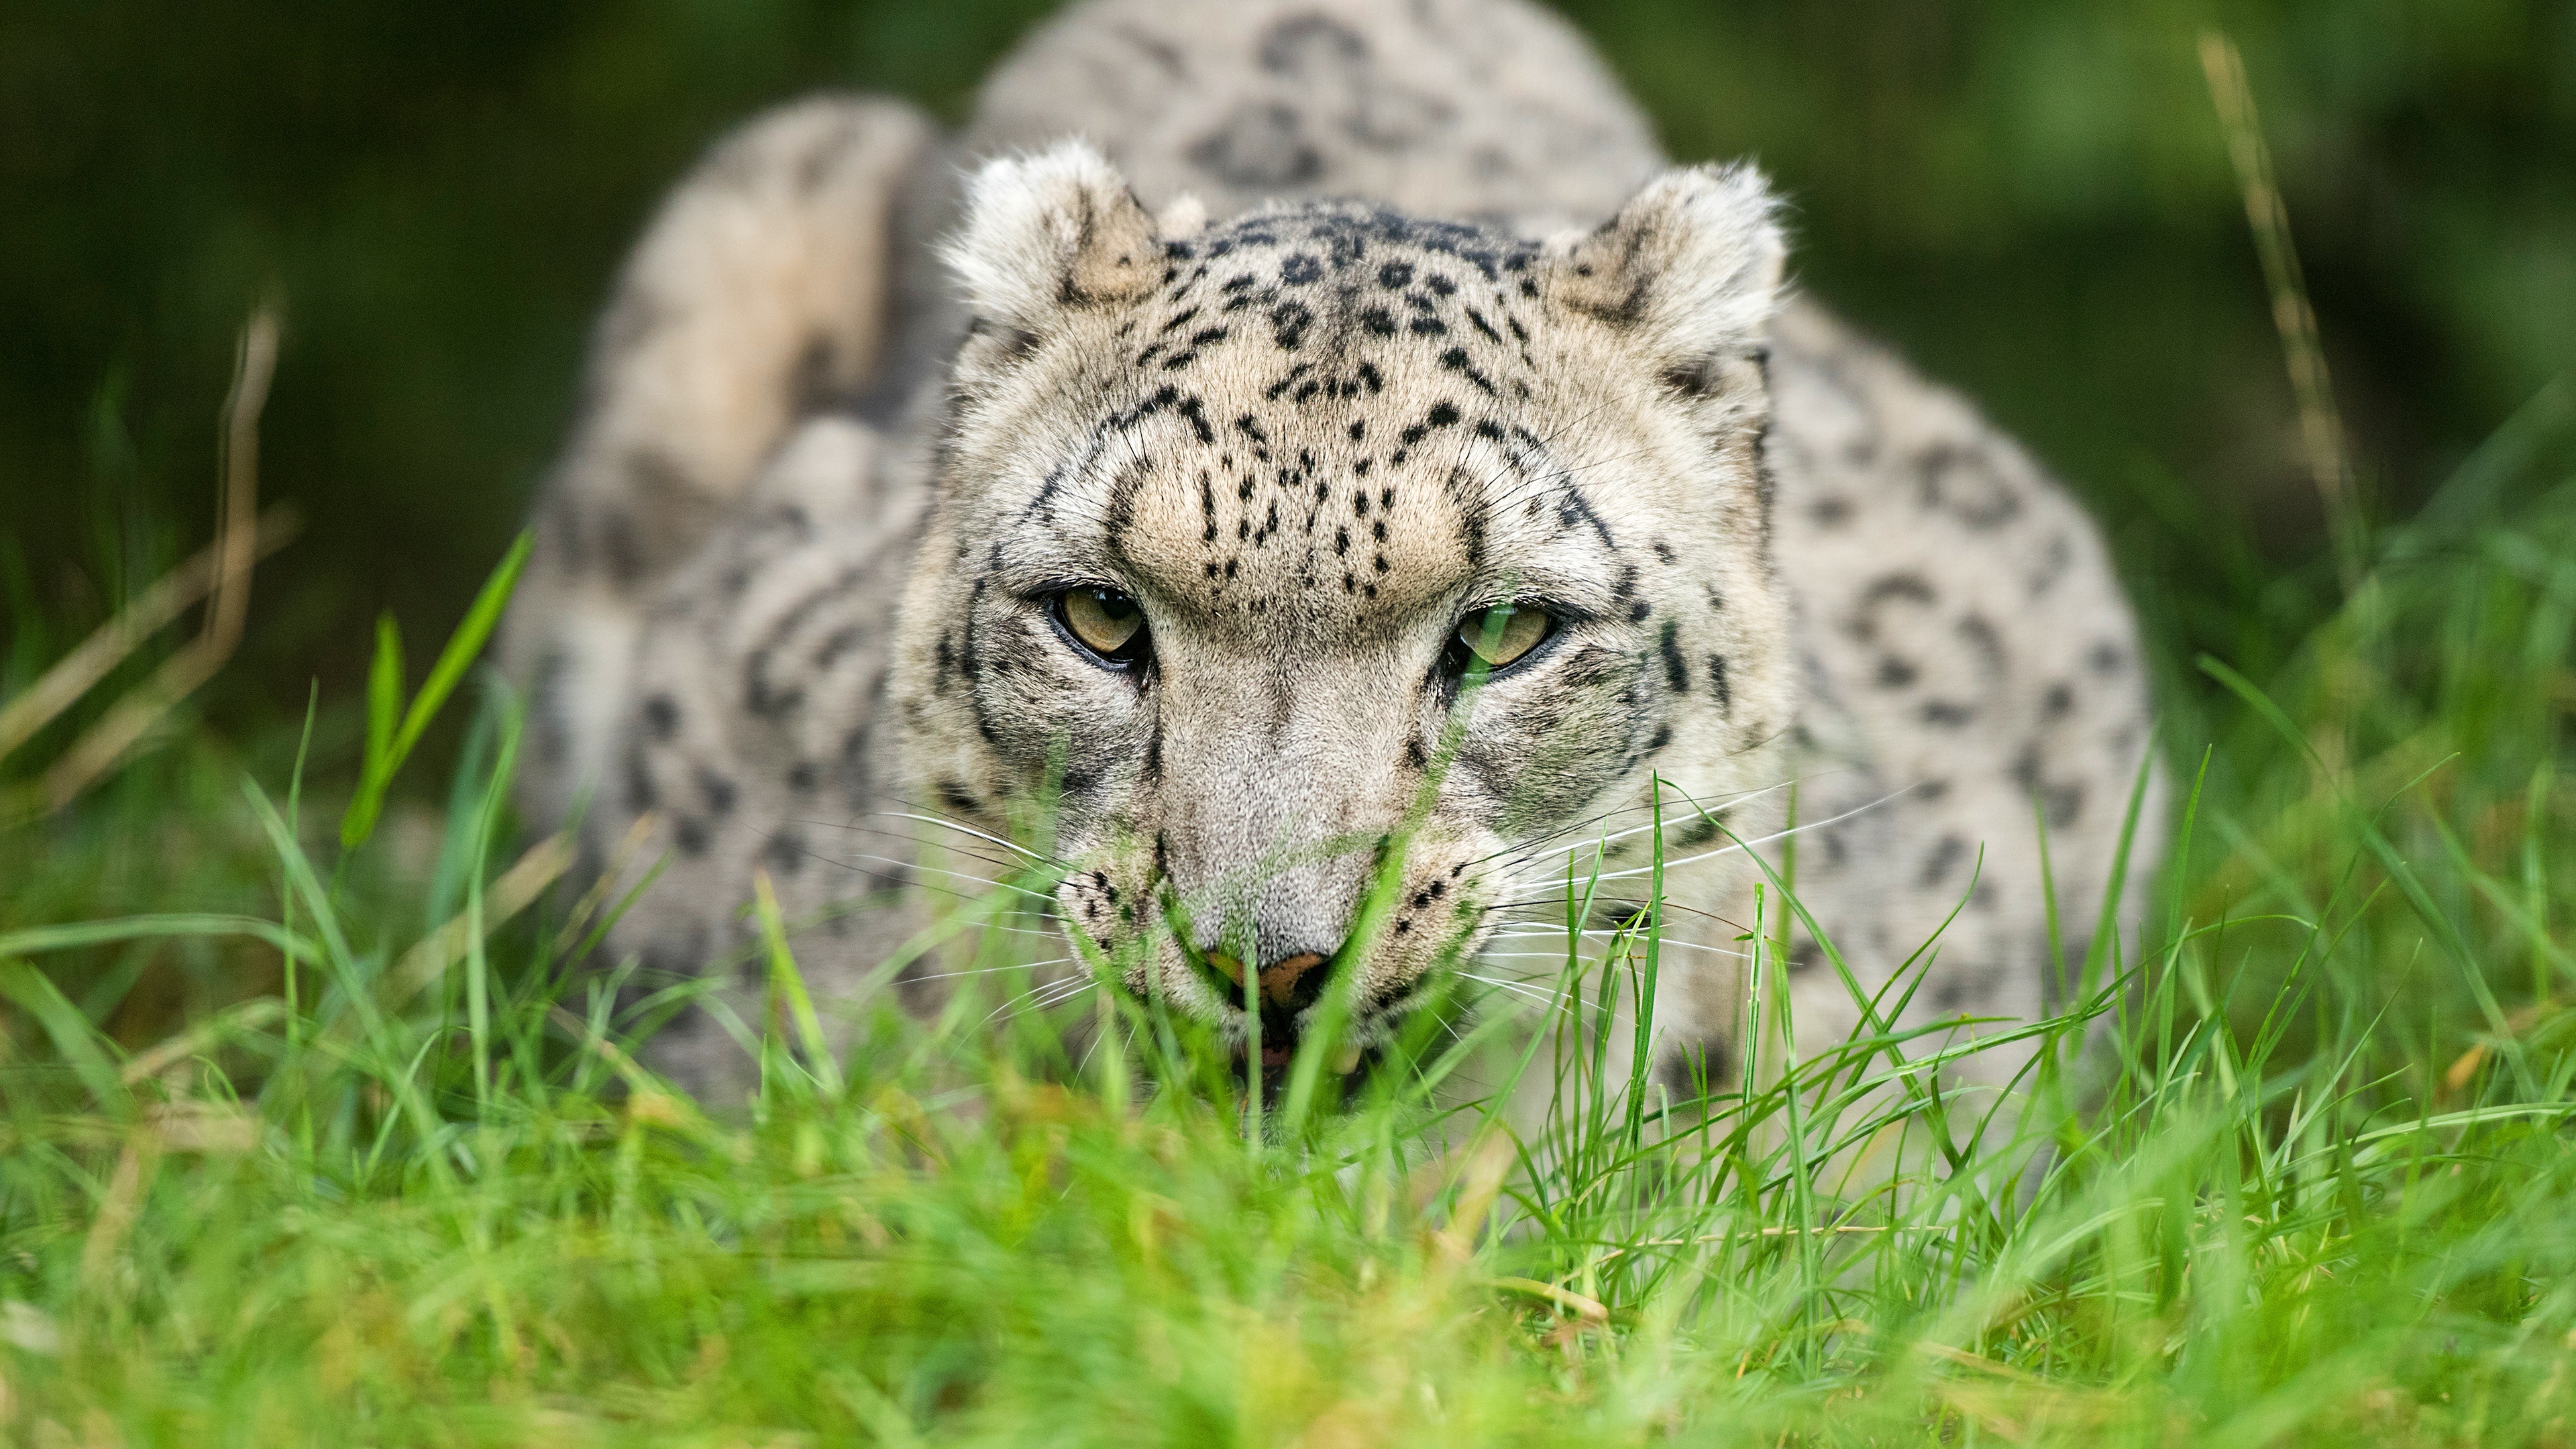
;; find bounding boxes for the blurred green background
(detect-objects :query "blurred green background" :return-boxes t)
[2,0,2571,729]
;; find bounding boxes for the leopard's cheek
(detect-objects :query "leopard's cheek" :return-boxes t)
[959,602,1155,812]
[1054,869,1126,958]
[1438,645,1652,840]
[1049,841,1167,974]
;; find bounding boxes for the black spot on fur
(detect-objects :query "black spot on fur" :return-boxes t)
[1919,834,1967,887]
[696,768,736,816]
[763,828,808,877]
[1259,13,1368,74]
[643,694,680,740]
[1188,103,1322,189]
[1862,573,1935,608]
[1270,300,1314,349]
[1659,1036,1731,1099]
[787,333,846,416]
[1918,441,2023,529]
[1438,347,1497,395]
[623,743,657,811]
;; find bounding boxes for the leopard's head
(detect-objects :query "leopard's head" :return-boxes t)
[892,141,1794,1080]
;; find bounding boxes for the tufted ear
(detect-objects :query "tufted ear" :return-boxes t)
[944,140,1165,338]
[1547,162,1785,389]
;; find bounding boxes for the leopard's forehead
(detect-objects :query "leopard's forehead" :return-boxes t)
[1133,205,1546,396]
[998,205,1635,637]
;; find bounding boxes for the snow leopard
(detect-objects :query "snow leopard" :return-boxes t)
[500,0,2163,1110]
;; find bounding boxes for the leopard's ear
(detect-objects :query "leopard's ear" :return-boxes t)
[1546,162,1784,389]
[945,140,1162,341]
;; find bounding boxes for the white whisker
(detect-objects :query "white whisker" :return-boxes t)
[814,852,1058,902]
[1482,933,1753,959]
[1454,974,1577,1014]
[792,817,1030,876]
[1494,771,1835,869]
[879,809,1057,865]
[978,975,1097,1028]
[900,957,1081,985]
[1491,786,1916,897]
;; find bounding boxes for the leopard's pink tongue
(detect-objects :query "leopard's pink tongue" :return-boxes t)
[1261,1044,1295,1068]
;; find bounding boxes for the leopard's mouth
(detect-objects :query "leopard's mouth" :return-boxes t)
[1202,943,1389,1096]
[1228,1034,1382,1102]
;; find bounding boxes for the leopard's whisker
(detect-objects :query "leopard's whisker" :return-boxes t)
[977,974,1099,1030]
[1534,785,1918,888]
[1484,946,1754,966]
[1453,973,1578,1014]
[1491,769,1845,869]
[1471,896,1739,930]
[1481,935,1752,959]
[899,956,1081,985]
[1456,798,1672,869]
[794,816,1032,877]
[875,806,1065,867]
[828,790,1075,869]
[815,851,1059,902]
[1481,786,1906,909]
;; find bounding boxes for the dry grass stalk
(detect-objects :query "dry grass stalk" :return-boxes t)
[1,309,292,824]
[0,508,297,767]
[2199,32,2363,588]
[375,830,578,1014]
[550,810,661,959]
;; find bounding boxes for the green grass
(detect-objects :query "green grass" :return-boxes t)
[2,380,2575,1448]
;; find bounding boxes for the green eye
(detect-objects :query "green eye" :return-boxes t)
[1055,588,1148,662]
[1456,605,1552,670]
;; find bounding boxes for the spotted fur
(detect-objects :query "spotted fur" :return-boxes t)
[503,0,2161,1104]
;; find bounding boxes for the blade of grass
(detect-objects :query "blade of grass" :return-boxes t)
[339,530,533,849]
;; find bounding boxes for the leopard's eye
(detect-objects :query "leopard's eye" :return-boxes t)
[1455,604,1552,671]
[1054,587,1148,665]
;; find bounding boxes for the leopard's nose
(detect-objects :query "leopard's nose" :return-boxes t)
[1203,950,1332,1007]
[1256,952,1328,1006]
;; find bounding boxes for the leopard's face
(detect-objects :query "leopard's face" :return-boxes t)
[892,143,1794,1076]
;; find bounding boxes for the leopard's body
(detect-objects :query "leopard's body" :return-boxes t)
[503,0,2160,1106]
